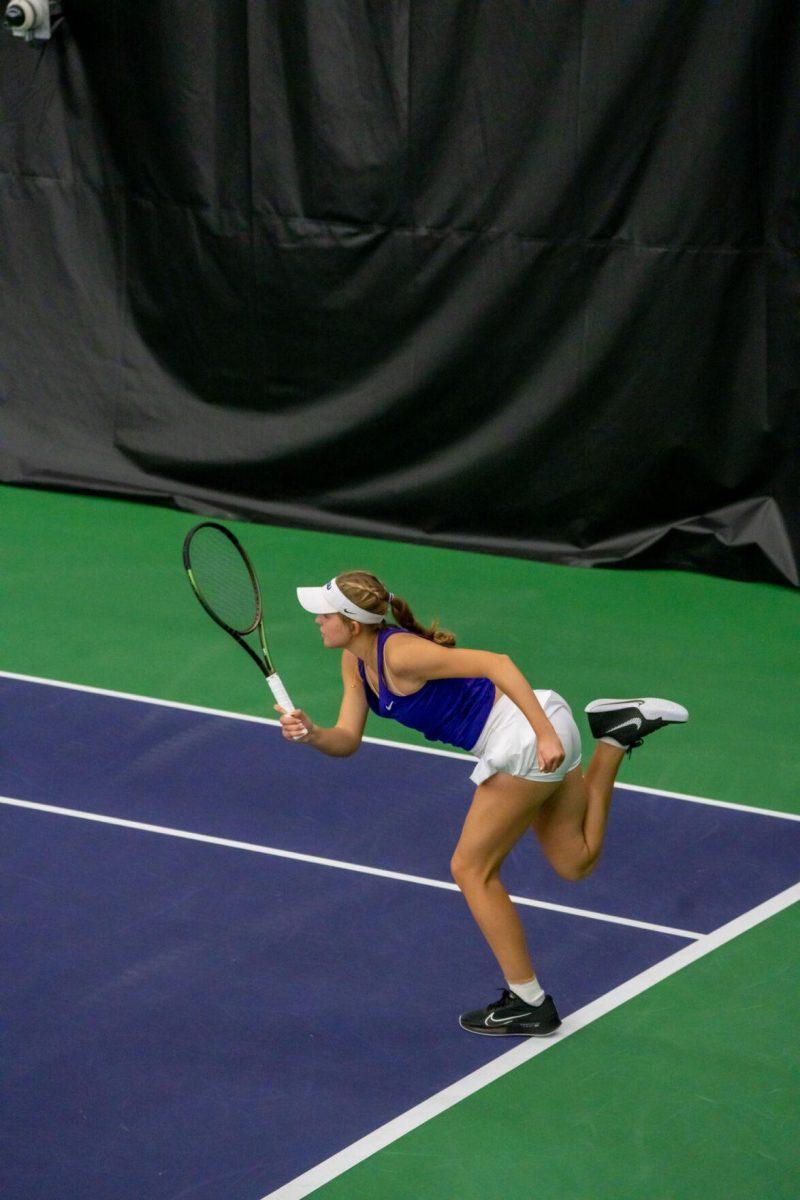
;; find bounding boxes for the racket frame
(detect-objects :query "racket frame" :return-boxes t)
[182,521,301,726]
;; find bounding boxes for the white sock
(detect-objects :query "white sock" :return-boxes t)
[507,976,546,1006]
[600,735,626,749]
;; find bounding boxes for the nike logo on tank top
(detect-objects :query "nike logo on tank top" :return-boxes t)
[357,627,496,752]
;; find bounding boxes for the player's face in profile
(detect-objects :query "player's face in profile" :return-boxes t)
[316,612,355,648]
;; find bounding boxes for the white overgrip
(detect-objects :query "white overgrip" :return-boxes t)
[267,672,306,740]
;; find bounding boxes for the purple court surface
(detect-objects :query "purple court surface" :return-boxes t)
[3,676,800,1200]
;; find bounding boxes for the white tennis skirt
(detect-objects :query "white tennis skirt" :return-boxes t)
[469,689,582,786]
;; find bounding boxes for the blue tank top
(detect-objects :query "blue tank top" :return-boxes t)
[357,626,496,752]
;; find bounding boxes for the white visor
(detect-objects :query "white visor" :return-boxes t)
[296,579,386,625]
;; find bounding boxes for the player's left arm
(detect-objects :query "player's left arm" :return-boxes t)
[386,638,565,770]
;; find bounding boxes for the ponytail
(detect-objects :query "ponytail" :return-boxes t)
[389,594,456,647]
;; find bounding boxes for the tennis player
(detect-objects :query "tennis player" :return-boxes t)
[277,571,688,1037]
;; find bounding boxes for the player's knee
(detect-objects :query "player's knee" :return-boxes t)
[450,850,493,889]
[551,855,598,882]
[554,863,588,882]
[449,850,470,887]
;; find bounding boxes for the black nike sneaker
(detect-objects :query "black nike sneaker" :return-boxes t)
[459,988,561,1037]
[584,698,689,752]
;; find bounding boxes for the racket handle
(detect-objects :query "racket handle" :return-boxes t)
[267,673,306,740]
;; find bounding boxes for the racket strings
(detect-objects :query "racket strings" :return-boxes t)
[187,527,260,633]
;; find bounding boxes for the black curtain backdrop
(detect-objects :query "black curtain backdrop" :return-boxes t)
[1,1,798,585]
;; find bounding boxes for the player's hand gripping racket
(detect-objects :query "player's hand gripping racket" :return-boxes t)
[182,522,306,738]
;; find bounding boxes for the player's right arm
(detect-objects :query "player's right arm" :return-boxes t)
[275,652,368,756]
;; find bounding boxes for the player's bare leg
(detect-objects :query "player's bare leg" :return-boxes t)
[450,771,560,981]
[457,697,688,1037]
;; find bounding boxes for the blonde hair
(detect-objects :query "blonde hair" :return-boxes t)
[336,570,456,647]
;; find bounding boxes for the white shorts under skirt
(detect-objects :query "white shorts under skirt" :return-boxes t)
[469,689,582,786]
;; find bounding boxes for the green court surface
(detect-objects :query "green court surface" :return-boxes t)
[3,484,799,1199]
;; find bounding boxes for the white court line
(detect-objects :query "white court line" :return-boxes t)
[2,670,800,822]
[260,881,800,1200]
[0,795,700,940]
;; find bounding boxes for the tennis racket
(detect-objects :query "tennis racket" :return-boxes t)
[182,521,305,735]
